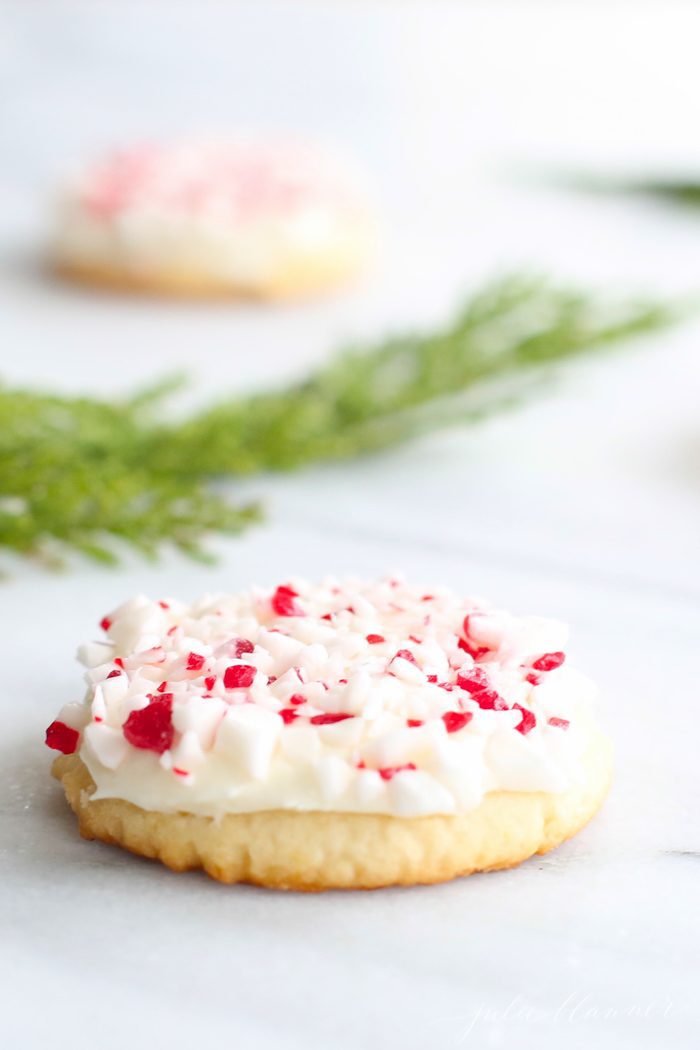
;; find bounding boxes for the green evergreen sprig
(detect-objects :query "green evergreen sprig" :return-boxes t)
[0,274,681,571]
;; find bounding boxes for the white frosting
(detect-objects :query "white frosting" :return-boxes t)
[51,139,375,285]
[55,577,600,818]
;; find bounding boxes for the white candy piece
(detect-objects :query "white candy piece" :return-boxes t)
[77,641,114,669]
[57,701,91,732]
[279,724,322,764]
[169,730,206,774]
[83,723,129,770]
[215,706,282,780]
[172,696,227,750]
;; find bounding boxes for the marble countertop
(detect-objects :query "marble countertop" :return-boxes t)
[1,3,698,1048]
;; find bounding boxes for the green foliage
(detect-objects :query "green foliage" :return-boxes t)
[0,275,679,571]
[559,172,700,209]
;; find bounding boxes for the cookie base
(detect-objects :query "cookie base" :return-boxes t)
[51,243,370,301]
[52,736,612,890]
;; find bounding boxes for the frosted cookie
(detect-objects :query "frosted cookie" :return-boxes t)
[50,139,376,299]
[47,578,612,889]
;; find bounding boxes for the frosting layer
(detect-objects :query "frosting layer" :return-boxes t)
[48,577,599,818]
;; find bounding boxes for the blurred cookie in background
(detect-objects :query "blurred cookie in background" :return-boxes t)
[50,138,378,300]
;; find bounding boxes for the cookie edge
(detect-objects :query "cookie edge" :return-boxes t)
[51,733,612,890]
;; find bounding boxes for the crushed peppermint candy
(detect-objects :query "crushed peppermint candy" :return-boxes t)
[123,697,174,754]
[223,664,256,690]
[45,577,596,818]
[45,720,80,755]
[532,652,566,672]
[65,140,370,223]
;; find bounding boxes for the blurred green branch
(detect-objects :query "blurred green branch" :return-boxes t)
[0,274,683,571]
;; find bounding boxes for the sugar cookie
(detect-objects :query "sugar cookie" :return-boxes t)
[47,577,611,888]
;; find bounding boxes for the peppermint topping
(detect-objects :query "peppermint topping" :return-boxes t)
[223,664,256,689]
[232,638,254,658]
[271,585,304,618]
[68,140,368,223]
[456,668,490,694]
[52,578,593,818]
[379,763,417,781]
[513,703,537,735]
[547,717,570,730]
[310,712,353,725]
[45,720,80,754]
[532,652,566,672]
[123,698,174,754]
[442,711,473,734]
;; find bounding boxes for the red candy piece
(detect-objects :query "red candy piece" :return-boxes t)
[204,676,216,691]
[406,719,424,727]
[45,720,79,754]
[186,652,205,671]
[459,615,490,660]
[123,697,174,754]
[310,712,353,725]
[426,674,438,683]
[458,637,489,660]
[475,689,509,711]
[393,648,417,665]
[156,681,168,692]
[233,638,255,658]
[279,708,298,725]
[456,668,508,710]
[271,585,304,617]
[288,693,306,705]
[379,763,417,781]
[525,671,541,686]
[513,703,536,735]
[99,616,111,632]
[366,634,385,644]
[456,667,491,695]
[532,652,565,672]
[223,664,256,689]
[113,657,124,668]
[106,669,122,679]
[547,717,570,730]
[158,600,170,610]
[442,711,473,733]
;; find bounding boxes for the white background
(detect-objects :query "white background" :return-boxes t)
[1,3,698,1048]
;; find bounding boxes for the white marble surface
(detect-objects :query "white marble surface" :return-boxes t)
[1,2,699,1048]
